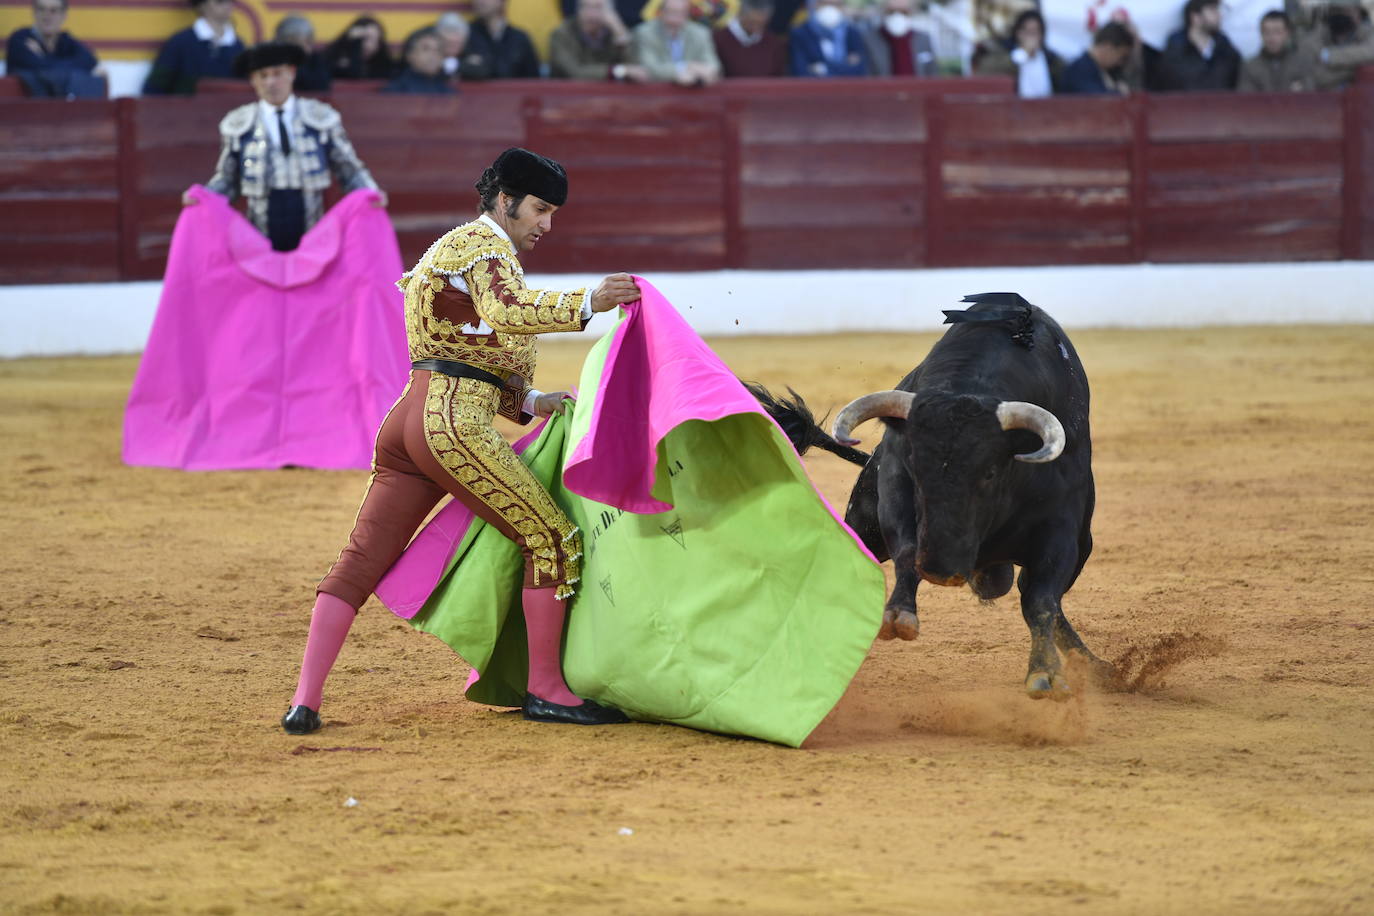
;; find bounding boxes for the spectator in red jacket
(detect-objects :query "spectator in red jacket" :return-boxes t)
[713,0,789,77]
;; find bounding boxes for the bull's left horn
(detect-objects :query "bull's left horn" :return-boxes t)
[833,390,914,446]
[996,401,1066,463]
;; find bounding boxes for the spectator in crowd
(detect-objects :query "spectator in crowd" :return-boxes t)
[274,14,331,92]
[769,0,808,37]
[549,0,638,79]
[973,8,1065,97]
[143,0,244,94]
[860,0,937,77]
[1153,0,1241,90]
[713,0,789,76]
[383,27,456,93]
[631,0,723,84]
[433,12,475,79]
[186,42,384,251]
[324,15,394,80]
[463,0,542,79]
[1061,20,1136,94]
[790,0,870,76]
[1289,0,1374,88]
[561,0,650,29]
[5,0,105,97]
[1238,9,1315,90]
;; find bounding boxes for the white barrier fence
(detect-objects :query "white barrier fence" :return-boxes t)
[3,262,1372,358]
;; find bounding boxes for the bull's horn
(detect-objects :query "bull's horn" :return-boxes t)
[996,401,1066,463]
[832,391,915,446]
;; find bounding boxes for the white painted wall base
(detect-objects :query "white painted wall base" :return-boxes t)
[2,261,1371,358]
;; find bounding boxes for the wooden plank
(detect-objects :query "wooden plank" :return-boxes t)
[1145,223,1341,262]
[0,101,120,283]
[933,227,1134,266]
[0,198,121,283]
[740,142,922,186]
[739,183,922,229]
[1148,92,1343,142]
[740,226,924,269]
[940,96,1133,144]
[1345,84,1374,258]
[334,94,524,142]
[736,96,926,144]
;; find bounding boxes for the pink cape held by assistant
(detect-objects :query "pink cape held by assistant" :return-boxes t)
[122,185,409,471]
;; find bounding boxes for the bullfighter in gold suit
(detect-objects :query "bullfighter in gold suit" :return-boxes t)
[282,148,643,733]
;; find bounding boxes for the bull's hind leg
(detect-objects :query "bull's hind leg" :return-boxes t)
[1051,527,1115,685]
[1053,613,1116,685]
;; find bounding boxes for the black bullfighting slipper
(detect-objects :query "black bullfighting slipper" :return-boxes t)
[281,705,322,735]
[522,694,630,725]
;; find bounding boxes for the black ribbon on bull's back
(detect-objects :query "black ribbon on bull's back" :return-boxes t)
[942,292,1036,349]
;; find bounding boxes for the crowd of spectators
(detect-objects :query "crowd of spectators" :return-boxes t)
[4,0,1373,97]
[973,0,1374,95]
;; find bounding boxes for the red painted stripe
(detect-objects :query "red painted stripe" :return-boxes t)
[263,0,468,10]
[22,0,185,6]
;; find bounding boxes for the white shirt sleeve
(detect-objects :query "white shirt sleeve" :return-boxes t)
[521,388,543,416]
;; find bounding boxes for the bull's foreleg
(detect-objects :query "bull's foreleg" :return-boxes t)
[876,460,921,641]
[1016,549,1078,702]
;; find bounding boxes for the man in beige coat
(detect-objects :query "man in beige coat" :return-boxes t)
[1238,9,1315,91]
[630,0,721,85]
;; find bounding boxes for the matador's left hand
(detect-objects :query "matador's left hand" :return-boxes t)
[373,191,389,208]
[534,391,574,418]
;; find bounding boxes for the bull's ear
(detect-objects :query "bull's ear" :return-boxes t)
[878,416,906,432]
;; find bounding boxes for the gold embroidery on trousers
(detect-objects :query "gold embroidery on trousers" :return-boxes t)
[421,375,581,596]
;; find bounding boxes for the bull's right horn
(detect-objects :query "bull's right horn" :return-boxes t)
[996,401,1066,463]
[833,391,915,446]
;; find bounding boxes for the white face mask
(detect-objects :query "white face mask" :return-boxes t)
[813,5,844,29]
[884,12,913,36]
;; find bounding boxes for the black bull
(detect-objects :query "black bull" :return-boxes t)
[750,293,1114,700]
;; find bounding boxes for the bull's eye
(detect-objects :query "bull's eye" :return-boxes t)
[982,467,997,482]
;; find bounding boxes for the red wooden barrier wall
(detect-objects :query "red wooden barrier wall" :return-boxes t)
[1,75,1371,286]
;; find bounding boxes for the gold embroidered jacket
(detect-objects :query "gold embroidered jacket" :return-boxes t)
[399,219,588,422]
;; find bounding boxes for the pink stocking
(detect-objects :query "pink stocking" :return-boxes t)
[289,592,357,710]
[522,586,582,707]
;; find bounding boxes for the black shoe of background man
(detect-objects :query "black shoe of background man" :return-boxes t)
[523,694,630,725]
[281,705,322,734]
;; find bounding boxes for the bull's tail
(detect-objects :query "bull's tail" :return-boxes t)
[744,382,871,467]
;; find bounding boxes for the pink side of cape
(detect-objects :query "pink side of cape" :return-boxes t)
[375,279,875,620]
[122,185,410,471]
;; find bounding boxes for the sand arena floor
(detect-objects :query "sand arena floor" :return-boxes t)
[1,326,1372,914]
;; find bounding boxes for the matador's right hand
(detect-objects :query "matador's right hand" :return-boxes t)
[181,190,198,207]
[591,273,642,313]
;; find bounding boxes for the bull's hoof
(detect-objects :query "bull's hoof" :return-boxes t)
[894,610,919,641]
[877,611,897,641]
[1024,671,1073,702]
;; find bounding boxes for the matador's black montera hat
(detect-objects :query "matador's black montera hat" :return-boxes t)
[233,42,307,78]
[485,147,569,207]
